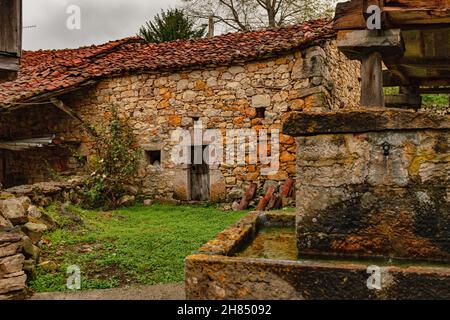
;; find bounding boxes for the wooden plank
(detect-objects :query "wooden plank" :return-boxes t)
[337,29,404,59]
[361,52,385,108]
[386,8,450,26]
[385,93,421,109]
[0,0,22,55]
[385,0,449,10]
[334,0,385,30]
[0,54,19,71]
[256,187,275,211]
[237,182,257,210]
[334,0,450,29]
[266,193,281,211]
[418,87,450,94]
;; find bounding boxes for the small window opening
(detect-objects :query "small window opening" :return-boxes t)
[146,150,161,166]
[255,107,266,119]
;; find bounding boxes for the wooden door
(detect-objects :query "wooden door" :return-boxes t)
[190,146,210,201]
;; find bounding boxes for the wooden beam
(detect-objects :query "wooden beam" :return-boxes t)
[0,0,22,54]
[50,98,98,137]
[385,94,422,110]
[361,52,385,108]
[383,69,403,86]
[337,29,404,60]
[334,0,450,29]
[418,87,450,94]
[334,0,386,30]
[385,7,450,26]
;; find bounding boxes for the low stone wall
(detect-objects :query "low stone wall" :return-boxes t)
[0,180,82,300]
[186,254,450,300]
[0,231,26,299]
[185,212,450,300]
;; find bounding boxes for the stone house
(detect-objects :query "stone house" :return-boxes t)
[0,19,360,203]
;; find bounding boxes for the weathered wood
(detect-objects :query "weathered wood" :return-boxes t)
[280,178,295,208]
[0,54,19,71]
[280,178,294,197]
[361,52,385,108]
[418,87,450,94]
[385,0,449,8]
[385,93,421,109]
[266,193,281,211]
[385,8,450,26]
[334,0,450,29]
[337,29,404,60]
[0,54,19,81]
[0,136,55,151]
[0,0,22,54]
[237,182,257,211]
[0,0,22,81]
[256,187,275,211]
[334,0,385,30]
[283,109,450,137]
[50,98,98,137]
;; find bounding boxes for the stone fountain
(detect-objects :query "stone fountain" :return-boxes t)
[185,0,450,300]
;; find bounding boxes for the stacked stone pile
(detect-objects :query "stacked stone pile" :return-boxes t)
[0,180,82,300]
[0,230,26,300]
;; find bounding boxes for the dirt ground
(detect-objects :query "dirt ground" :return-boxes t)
[29,283,185,300]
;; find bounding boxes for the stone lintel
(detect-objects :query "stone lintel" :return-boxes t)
[283,109,450,137]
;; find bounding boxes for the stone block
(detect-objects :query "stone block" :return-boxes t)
[0,199,27,225]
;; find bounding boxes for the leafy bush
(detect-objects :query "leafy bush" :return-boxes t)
[82,107,141,209]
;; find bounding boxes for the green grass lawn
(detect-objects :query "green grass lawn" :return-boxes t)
[30,204,246,293]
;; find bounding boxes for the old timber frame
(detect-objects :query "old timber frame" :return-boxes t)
[334,0,450,109]
[0,0,22,81]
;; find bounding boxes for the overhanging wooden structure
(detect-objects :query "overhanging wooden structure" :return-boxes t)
[0,136,57,151]
[0,0,22,81]
[334,0,450,109]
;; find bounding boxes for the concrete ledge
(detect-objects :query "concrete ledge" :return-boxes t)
[283,109,450,137]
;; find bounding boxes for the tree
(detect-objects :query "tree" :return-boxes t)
[182,0,338,32]
[138,8,207,43]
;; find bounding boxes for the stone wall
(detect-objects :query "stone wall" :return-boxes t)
[0,230,26,300]
[0,40,361,202]
[285,110,450,261]
[0,180,82,299]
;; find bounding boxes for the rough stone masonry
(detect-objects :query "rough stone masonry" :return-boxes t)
[0,40,360,202]
[283,109,450,262]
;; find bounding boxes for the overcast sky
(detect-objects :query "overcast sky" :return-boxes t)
[23,0,181,50]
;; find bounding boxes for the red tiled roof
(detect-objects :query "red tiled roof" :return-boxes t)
[0,19,335,107]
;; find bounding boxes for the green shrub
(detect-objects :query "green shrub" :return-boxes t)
[82,106,141,209]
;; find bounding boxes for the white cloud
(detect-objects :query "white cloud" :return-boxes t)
[23,0,180,50]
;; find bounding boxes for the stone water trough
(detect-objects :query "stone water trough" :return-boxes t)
[185,109,450,300]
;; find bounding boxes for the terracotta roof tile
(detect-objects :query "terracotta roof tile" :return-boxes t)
[0,19,335,107]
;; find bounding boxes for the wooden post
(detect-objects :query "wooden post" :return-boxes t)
[208,16,215,38]
[237,182,257,210]
[256,187,275,211]
[361,51,384,108]
[0,0,22,81]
